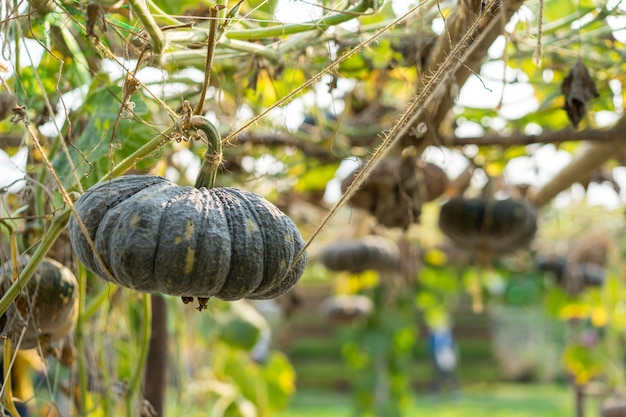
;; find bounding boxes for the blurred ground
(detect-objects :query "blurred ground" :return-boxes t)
[274,383,601,417]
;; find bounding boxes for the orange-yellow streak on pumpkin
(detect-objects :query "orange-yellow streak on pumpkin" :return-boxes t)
[185,220,194,239]
[246,218,259,234]
[128,213,141,229]
[185,247,195,275]
[175,221,195,244]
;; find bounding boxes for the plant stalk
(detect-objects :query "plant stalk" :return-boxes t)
[194,6,220,116]
[223,0,371,40]
[1,339,20,417]
[74,263,89,415]
[126,294,152,417]
[192,116,223,190]
[126,0,165,57]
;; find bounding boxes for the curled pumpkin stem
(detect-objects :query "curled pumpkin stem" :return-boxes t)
[189,116,222,309]
[191,115,223,190]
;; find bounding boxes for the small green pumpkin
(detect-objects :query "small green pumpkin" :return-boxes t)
[68,175,307,301]
[438,197,537,255]
[0,256,78,350]
[320,235,400,273]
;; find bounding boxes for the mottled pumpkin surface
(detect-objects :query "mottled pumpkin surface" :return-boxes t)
[0,256,79,350]
[320,235,400,273]
[69,175,307,300]
[438,197,537,255]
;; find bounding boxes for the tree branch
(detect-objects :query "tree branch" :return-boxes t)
[231,131,337,163]
[404,0,525,149]
[530,140,626,207]
[529,117,626,207]
[440,122,626,147]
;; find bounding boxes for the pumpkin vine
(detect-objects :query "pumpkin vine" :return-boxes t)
[191,116,223,191]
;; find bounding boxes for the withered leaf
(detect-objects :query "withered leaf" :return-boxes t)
[561,59,599,129]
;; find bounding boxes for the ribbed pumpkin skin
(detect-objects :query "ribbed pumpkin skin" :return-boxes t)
[438,197,537,255]
[320,236,400,273]
[0,256,78,350]
[68,175,307,300]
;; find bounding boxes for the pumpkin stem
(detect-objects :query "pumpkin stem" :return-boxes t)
[197,297,210,311]
[191,116,223,190]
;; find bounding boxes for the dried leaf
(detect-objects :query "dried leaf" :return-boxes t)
[561,60,599,129]
[0,92,17,121]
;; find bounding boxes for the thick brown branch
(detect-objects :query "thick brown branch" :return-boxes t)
[405,0,525,148]
[230,131,339,163]
[524,116,626,207]
[441,123,626,147]
[530,140,626,207]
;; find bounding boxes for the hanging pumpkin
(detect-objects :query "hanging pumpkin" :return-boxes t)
[0,256,78,350]
[341,156,448,229]
[68,175,307,302]
[320,294,373,323]
[320,235,400,273]
[438,197,537,256]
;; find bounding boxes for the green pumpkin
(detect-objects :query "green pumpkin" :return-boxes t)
[0,256,79,350]
[320,294,373,323]
[438,197,537,255]
[320,235,400,273]
[68,175,307,301]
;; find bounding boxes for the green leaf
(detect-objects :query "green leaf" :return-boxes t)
[260,351,297,411]
[51,84,159,189]
[294,163,339,192]
[218,301,267,350]
[218,314,262,351]
[562,343,604,384]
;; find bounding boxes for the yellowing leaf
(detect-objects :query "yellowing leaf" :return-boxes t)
[559,303,590,321]
[562,343,604,384]
[590,307,608,327]
[423,248,448,267]
[294,163,339,192]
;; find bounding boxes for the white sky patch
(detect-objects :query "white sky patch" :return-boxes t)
[0,148,28,193]
[423,146,470,180]
[456,61,539,120]
[323,157,361,204]
[170,147,201,184]
[524,122,543,136]
[609,79,624,114]
[504,144,572,187]
[585,182,622,209]
[455,119,485,138]
[39,85,89,138]
[275,0,323,24]
[0,36,45,80]
[487,36,507,59]
[431,17,445,35]
[594,110,620,128]
[242,154,286,176]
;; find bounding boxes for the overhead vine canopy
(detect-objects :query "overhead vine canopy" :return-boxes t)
[1,0,625,233]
